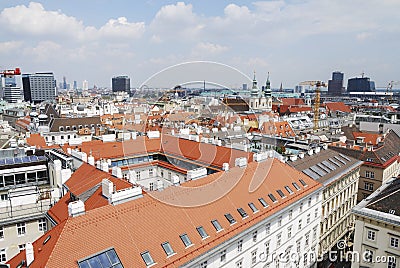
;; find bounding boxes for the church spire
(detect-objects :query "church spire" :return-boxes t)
[265,72,272,97]
[252,70,258,89]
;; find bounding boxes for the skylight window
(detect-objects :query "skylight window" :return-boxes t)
[248,202,259,213]
[225,213,237,224]
[78,248,122,268]
[276,190,286,198]
[211,219,223,232]
[237,208,248,218]
[292,182,301,191]
[258,198,269,208]
[161,242,175,257]
[141,251,155,267]
[196,226,209,239]
[299,179,308,187]
[268,193,277,203]
[284,186,294,195]
[180,233,192,247]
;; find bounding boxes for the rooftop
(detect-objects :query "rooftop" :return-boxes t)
[9,159,322,268]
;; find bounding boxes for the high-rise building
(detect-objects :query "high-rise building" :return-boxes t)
[82,80,88,91]
[328,71,344,96]
[112,75,130,93]
[22,73,56,103]
[347,76,375,92]
[62,76,67,90]
[73,80,77,90]
[3,86,23,103]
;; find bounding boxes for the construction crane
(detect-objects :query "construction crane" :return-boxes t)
[386,81,400,102]
[1,67,21,78]
[299,80,327,131]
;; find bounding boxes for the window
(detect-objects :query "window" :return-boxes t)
[237,208,248,218]
[253,231,258,242]
[0,194,8,201]
[236,260,243,268]
[268,193,277,203]
[315,208,319,219]
[365,249,373,263]
[277,190,286,198]
[0,227,3,239]
[304,253,308,266]
[18,244,25,252]
[248,202,258,213]
[298,219,302,230]
[299,202,303,213]
[196,226,208,239]
[367,230,376,241]
[370,172,375,179]
[288,226,292,238]
[0,249,5,262]
[141,251,155,266]
[265,223,271,235]
[391,237,399,248]
[252,250,257,264]
[161,242,175,256]
[299,179,308,187]
[211,220,223,232]
[237,240,243,252]
[297,239,301,253]
[305,232,310,247]
[149,169,153,177]
[78,248,123,268]
[307,214,311,224]
[292,182,301,191]
[308,197,312,207]
[265,241,270,257]
[258,198,268,208]
[149,182,154,191]
[225,213,236,225]
[313,226,317,241]
[285,186,294,194]
[388,256,397,268]
[17,222,26,236]
[289,210,293,220]
[180,234,192,247]
[366,171,371,178]
[39,218,47,232]
[136,171,141,180]
[364,182,374,192]
[278,216,282,227]
[220,250,226,262]
[277,233,282,247]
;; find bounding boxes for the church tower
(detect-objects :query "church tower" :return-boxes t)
[250,71,260,110]
[264,72,272,112]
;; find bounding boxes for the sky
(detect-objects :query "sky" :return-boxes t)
[0,0,399,89]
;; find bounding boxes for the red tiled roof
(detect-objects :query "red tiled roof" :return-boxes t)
[26,134,47,147]
[352,132,383,145]
[280,98,305,106]
[8,159,322,268]
[324,102,351,113]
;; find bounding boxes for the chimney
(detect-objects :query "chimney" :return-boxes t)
[88,155,95,166]
[67,147,72,154]
[290,155,298,161]
[101,160,109,172]
[222,163,229,171]
[172,175,180,185]
[102,179,113,198]
[307,149,313,156]
[298,152,305,159]
[315,147,321,154]
[26,242,34,266]
[68,200,85,217]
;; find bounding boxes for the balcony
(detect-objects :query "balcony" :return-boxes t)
[0,199,51,225]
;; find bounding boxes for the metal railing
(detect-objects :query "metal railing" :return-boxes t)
[0,199,51,222]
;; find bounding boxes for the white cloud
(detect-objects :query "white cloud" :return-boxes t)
[356,32,373,41]
[98,17,145,39]
[193,42,228,54]
[0,41,23,54]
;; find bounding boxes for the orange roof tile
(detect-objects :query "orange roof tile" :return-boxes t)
[324,102,351,113]
[26,133,47,147]
[352,132,383,145]
[9,159,322,268]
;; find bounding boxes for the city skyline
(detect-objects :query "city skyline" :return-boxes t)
[0,0,399,88]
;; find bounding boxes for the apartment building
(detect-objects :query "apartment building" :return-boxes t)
[352,176,400,268]
[8,158,323,268]
[287,147,362,267]
[330,129,400,202]
[0,153,51,262]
